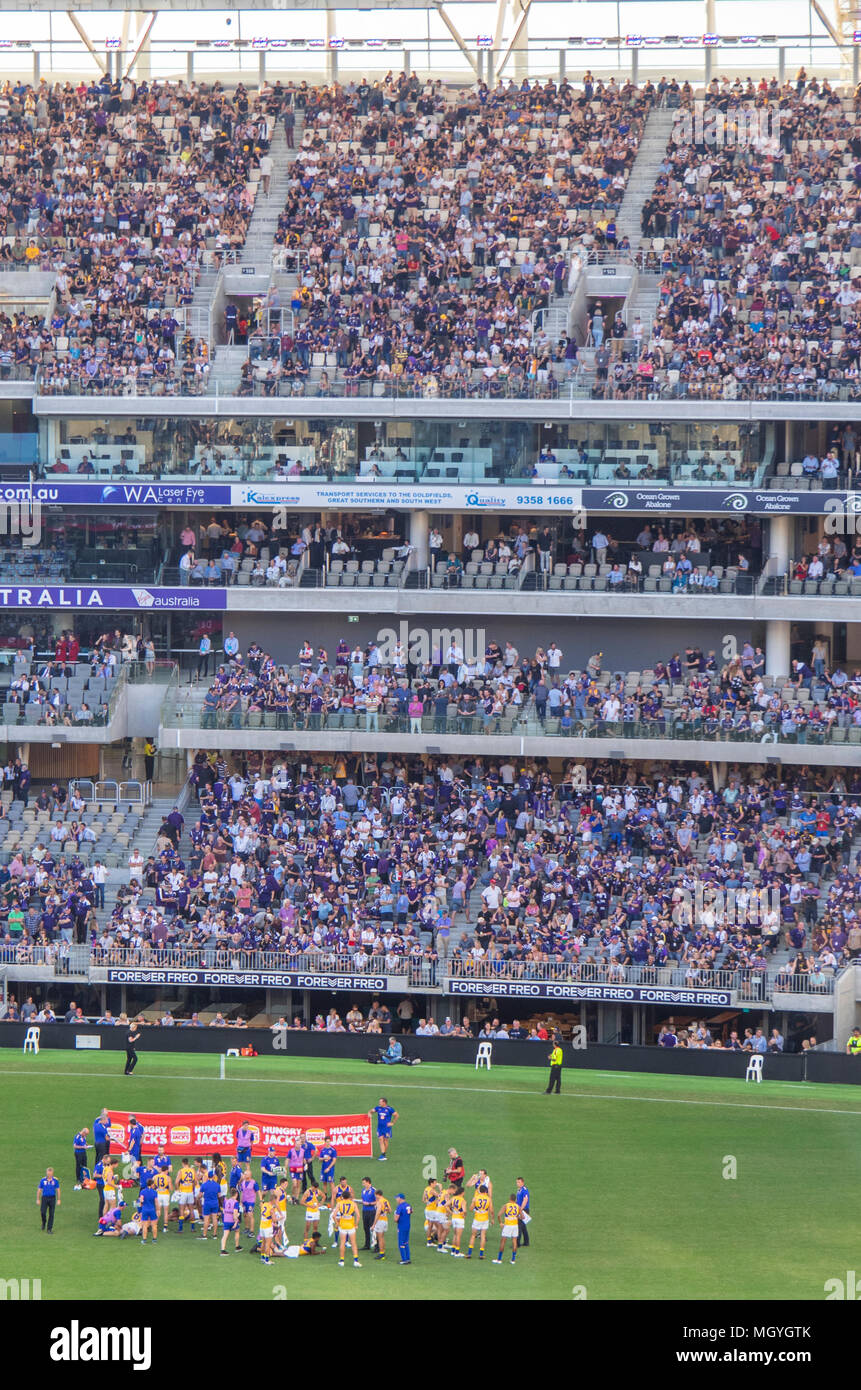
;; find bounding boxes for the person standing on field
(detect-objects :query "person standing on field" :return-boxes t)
[38,1167,61,1232]
[545,1039,563,1094]
[124,1021,142,1075]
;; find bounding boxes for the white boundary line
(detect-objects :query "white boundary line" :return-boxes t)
[1,1064,860,1118]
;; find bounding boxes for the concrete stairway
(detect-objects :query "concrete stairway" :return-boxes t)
[615,104,676,247]
[236,122,298,272]
[188,119,303,394]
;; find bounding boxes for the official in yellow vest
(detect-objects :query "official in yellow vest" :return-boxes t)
[545,1040,563,1094]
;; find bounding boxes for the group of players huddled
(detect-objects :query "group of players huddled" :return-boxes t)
[73,1097,531,1268]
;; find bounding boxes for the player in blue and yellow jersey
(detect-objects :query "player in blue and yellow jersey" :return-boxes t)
[329,1175,353,1246]
[318,1136,337,1204]
[302,1182,324,1236]
[370,1097,398,1160]
[175,1158,197,1233]
[434,1185,452,1253]
[466,1184,493,1259]
[493,1194,522,1265]
[153,1167,172,1231]
[101,1159,118,1214]
[372,1189,391,1260]
[137,1182,159,1244]
[273,1177,289,1244]
[210,1153,228,1197]
[258,1194,277,1264]
[423,1181,440,1247]
[335,1191,362,1268]
[448,1187,468,1256]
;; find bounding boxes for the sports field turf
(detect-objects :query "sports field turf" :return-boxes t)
[3,1050,859,1301]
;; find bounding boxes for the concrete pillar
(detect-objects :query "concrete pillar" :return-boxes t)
[33,51,40,85]
[512,3,528,82]
[410,509,429,569]
[258,50,266,86]
[403,49,411,77]
[769,514,793,574]
[487,49,494,88]
[42,417,60,465]
[135,13,151,81]
[704,0,715,82]
[187,51,194,84]
[558,48,566,83]
[778,47,786,83]
[854,45,860,87]
[765,620,791,680]
[450,513,463,556]
[326,11,338,84]
[631,48,638,83]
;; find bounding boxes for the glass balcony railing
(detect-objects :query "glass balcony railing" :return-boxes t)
[159,693,861,749]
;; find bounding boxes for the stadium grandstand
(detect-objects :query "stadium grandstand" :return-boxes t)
[0,0,861,1066]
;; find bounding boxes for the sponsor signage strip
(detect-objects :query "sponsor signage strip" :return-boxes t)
[0,587,227,610]
[104,967,387,990]
[445,978,733,1005]
[106,1109,373,1156]
[10,482,853,514]
[235,484,853,515]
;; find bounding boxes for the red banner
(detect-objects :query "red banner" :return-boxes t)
[105,1111,373,1158]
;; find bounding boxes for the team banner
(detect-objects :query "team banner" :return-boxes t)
[104,967,388,991]
[445,978,734,1006]
[106,1109,374,1157]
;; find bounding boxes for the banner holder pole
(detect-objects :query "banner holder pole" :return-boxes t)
[220,1054,225,1082]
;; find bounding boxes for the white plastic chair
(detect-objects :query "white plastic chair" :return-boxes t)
[745,1055,763,1082]
[475,1041,493,1070]
[23,1026,40,1054]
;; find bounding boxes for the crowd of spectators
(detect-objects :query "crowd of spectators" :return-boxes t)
[187,632,861,745]
[622,74,861,401]
[791,536,861,582]
[74,750,861,1001]
[244,74,652,397]
[0,73,277,394]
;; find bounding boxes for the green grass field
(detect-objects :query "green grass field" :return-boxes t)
[3,1050,859,1301]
